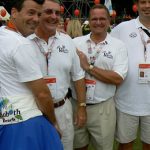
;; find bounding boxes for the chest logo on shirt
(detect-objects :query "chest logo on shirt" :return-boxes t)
[102,51,113,59]
[57,45,69,53]
[129,32,137,38]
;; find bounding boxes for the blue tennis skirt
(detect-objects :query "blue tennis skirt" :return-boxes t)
[0,116,63,150]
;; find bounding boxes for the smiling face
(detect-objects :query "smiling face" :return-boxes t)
[39,0,61,35]
[11,0,42,36]
[137,0,150,20]
[89,8,110,36]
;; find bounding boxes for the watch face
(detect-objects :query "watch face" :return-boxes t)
[89,65,94,70]
[79,103,86,107]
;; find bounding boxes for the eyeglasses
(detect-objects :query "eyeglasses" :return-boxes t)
[43,9,61,16]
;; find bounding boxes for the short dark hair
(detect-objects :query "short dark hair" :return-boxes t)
[89,4,110,20]
[7,0,45,14]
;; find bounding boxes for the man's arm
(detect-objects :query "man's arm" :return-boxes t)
[74,78,87,127]
[86,66,123,85]
[25,78,57,125]
[77,50,124,86]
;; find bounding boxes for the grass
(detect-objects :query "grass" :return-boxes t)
[88,134,142,150]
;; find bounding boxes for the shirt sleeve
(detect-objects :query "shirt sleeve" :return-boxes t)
[113,42,128,80]
[70,40,85,81]
[110,25,121,39]
[13,42,43,82]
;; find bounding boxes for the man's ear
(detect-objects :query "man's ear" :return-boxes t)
[11,7,18,19]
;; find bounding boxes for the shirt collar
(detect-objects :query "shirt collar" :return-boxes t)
[86,32,109,45]
[28,31,59,41]
[27,33,37,40]
[135,17,150,30]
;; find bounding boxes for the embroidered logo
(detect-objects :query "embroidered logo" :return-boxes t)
[0,97,23,123]
[102,51,113,59]
[57,45,69,53]
[129,32,137,38]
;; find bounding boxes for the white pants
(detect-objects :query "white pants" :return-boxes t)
[55,98,74,150]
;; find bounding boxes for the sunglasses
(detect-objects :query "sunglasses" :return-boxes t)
[43,9,61,16]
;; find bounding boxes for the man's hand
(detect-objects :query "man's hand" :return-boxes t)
[77,49,90,71]
[74,106,87,128]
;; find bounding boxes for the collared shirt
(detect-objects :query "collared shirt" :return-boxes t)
[73,33,128,103]
[28,31,84,101]
[0,26,43,96]
[0,27,43,125]
[111,17,150,115]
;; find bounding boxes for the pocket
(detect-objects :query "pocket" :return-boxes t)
[65,100,73,127]
[55,106,67,130]
[99,103,104,115]
[104,98,115,117]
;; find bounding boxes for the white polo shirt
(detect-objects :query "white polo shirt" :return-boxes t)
[111,17,150,116]
[73,33,128,103]
[0,27,43,125]
[28,31,84,102]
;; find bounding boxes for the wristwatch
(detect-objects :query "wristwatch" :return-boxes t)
[79,102,86,107]
[87,64,94,72]
[89,65,94,70]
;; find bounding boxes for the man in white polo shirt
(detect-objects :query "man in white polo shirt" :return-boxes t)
[0,0,63,150]
[111,0,150,150]
[72,4,128,150]
[28,0,87,150]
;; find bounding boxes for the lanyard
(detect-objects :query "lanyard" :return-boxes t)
[34,37,56,74]
[7,20,17,31]
[139,28,149,62]
[87,40,107,65]
[141,27,150,37]
[6,20,22,36]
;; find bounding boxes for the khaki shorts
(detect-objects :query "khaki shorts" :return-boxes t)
[116,109,150,144]
[72,97,116,150]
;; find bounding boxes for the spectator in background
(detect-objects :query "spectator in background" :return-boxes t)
[57,17,65,32]
[64,17,70,31]
[66,19,83,38]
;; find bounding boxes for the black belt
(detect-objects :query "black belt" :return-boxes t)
[54,95,68,108]
[86,103,100,106]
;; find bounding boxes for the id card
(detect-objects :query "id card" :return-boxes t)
[44,77,57,98]
[138,63,150,83]
[85,79,96,101]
